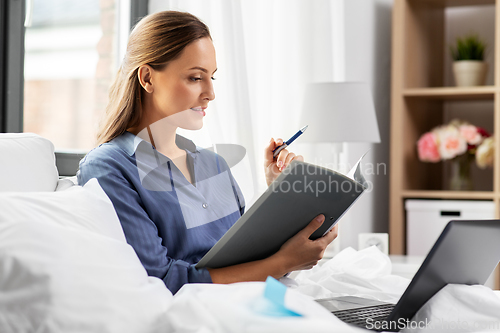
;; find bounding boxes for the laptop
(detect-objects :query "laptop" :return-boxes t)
[316,220,500,331]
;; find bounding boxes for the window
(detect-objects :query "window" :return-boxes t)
[24,0,121,151]
[0,0,147,175]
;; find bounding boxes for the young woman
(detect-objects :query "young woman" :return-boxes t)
[78,11,338,294]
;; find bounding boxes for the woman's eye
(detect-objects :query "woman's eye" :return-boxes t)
[211,77,216,81]
[190,77,202,81]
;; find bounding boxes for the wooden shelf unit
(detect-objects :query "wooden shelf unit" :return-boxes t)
[401,190,496,200]
[417,0,495,6]
[403,86,496,100]
[389,0,500,288]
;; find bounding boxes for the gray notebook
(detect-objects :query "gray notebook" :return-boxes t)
[196,157,368,269]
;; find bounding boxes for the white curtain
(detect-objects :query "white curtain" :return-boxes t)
[148,0,343,206]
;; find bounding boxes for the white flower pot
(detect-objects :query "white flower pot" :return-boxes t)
[452,60,488,87]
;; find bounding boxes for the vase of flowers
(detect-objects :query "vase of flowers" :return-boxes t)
[417,119,494,191]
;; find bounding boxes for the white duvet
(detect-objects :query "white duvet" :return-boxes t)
[1,179,499,332]
[164,247,500,333]
[292,246,500,333]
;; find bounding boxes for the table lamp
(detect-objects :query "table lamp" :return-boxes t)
[299,82,380,258]
[299,82,380,171]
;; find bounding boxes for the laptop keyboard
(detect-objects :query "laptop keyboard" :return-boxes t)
[333,304,395,330]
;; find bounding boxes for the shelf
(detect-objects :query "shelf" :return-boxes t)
[401,190,495,200]
[403,86,497,100]
[415,0,495,7]
[391,0,500,288]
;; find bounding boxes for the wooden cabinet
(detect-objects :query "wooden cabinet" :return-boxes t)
[389,0,499,255]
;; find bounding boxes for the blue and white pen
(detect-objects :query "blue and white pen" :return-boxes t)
[273,125,308,158]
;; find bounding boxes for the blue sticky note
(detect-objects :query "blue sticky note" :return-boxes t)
[264,276,287,306]
[249,276,303,317]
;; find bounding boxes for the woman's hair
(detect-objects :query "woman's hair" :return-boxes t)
[96,11,211,145]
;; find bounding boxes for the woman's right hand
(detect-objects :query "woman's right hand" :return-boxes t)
[207,214,338,284]
[273,214,338,272]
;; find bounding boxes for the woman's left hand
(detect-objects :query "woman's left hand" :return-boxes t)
[264,138,304,186]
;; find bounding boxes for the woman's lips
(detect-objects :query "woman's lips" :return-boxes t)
[191,107,206,116]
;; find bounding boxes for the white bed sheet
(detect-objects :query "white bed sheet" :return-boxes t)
[403,284,500,333]
[293,246,410,303]
[289,246,500,333]
[162,246,500,333]
[167,281,365,333]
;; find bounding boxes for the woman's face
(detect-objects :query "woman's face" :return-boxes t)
[143,37,217,130]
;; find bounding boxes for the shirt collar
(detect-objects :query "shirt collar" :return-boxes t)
[112,131,199,156]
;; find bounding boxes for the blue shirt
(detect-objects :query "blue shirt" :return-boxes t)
[77,131,245,294]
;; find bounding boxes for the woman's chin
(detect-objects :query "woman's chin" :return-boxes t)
[179,120,204,131]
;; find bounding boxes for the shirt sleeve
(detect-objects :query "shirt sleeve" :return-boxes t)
[77,158,212,294]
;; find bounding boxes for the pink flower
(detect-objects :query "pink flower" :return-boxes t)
[417,119,491,165]
[417,132,440,162]
[437,125,467,160]
[459,124,483,145]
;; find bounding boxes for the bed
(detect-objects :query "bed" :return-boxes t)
[1,133,499,333]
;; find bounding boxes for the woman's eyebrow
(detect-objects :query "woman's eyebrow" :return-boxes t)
[189,66,217,74]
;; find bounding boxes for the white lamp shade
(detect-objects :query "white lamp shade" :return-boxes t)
[299,82,380,143]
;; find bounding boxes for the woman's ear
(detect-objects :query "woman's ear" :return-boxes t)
[138,65,154,93]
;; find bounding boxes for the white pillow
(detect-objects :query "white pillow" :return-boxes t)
[0,133,59,192]
[0,178,173,333]
[0,178,125,242]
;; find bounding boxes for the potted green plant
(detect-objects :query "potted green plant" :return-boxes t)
[450,34,487,87]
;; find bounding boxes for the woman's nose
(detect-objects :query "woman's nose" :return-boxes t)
[203,81,215,101]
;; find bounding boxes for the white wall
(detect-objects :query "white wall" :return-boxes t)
[336,0,393,250]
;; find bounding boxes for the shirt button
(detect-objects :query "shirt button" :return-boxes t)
[202,203,208,209]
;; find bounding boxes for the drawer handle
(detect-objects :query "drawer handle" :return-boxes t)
[440,211,461,217]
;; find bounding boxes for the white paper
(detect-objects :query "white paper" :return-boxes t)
[345,150,370,188]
